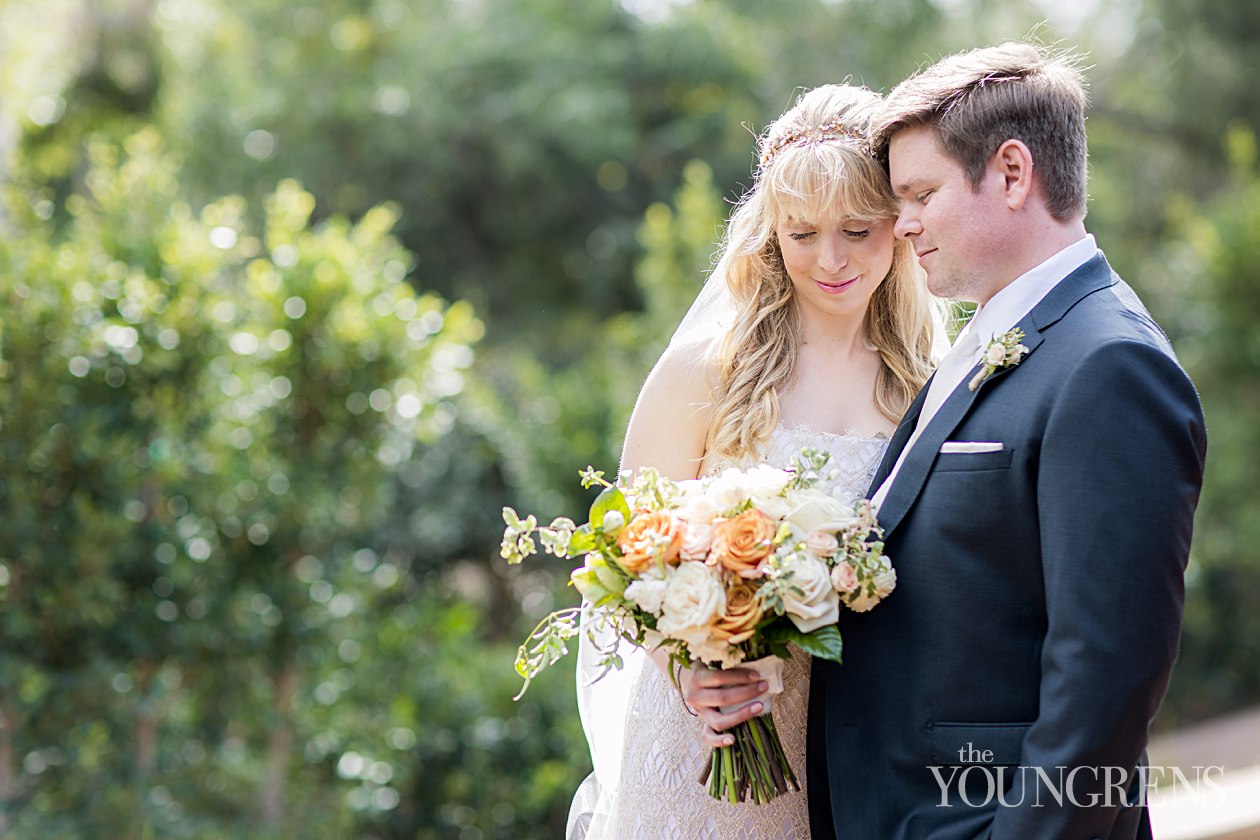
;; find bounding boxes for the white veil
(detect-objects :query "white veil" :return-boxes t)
[666,268,737,351]
[567,609,641,838]
[567,270,734,839]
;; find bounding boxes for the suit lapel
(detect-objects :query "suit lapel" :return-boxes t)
[873,253,1117,540]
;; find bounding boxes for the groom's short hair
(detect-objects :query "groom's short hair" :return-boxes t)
[872,41,1089,222]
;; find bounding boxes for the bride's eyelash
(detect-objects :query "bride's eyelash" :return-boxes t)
[844,230,871,239]
[788,232,815,241]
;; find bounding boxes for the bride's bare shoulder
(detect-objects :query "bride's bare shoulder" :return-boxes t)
[642,334,722,400]
[620,336,722,479]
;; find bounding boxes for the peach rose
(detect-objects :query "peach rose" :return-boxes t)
[617,511,682,574]
[711,581,765,644]
[710,509,776,578]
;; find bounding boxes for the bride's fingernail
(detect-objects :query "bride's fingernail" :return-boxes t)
[758,681,768,691]
[724,737,734,746]
[751,702,764,714]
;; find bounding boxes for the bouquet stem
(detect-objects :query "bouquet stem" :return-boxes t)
[700,712,799,804]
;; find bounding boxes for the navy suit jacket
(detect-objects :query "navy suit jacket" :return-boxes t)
[808,253,1207,840]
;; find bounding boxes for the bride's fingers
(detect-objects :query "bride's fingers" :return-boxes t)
[690,666,759,689]
[701,724,734,748]
[683,676,767,717]
[698,699,763,737]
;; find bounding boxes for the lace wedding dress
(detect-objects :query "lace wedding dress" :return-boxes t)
[569,425,889,840]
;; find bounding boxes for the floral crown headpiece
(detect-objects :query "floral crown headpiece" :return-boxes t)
[757,119,872,172]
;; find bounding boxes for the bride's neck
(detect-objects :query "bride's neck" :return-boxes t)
[798,307,872,358]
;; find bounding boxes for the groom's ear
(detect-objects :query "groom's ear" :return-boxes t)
[993,139,1034,211]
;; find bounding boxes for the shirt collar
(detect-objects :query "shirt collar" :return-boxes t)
[965,234,1097,353]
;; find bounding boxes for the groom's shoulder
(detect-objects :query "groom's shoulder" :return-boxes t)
[1063,272,1177,359]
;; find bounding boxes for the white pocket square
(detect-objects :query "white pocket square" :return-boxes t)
[939,441,1004,454]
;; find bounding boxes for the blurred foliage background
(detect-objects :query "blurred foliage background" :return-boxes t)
[0,0,1257,837]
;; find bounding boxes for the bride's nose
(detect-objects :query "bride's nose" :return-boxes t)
[818,234,849,274]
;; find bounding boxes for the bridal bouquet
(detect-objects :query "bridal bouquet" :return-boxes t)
[500,450,894,805]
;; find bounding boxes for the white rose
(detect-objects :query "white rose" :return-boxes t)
[624,576,669,615]
[784,489,857,536]
[679,521,714,561]
[873,567,897,599]
[742,464,793,499]
[805,530,840,558]
[780,554,840,633]
[706,469,748,511]
[680,493,719,524]
[754,494,792,522]
[985,342,1007,366]
[656,561,727,645]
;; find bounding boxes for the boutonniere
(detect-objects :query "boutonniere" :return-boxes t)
[968,328,1029,391]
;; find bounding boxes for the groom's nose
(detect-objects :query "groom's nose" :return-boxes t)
[894,206,922,240]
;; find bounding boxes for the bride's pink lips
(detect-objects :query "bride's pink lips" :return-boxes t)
[815,276,859,295]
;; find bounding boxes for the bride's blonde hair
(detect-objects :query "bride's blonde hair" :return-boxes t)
[706,84,938,463]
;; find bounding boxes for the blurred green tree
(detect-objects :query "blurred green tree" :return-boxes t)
[0,130,482,835]
[1144,128,1260,726]
[2,0,1260,835]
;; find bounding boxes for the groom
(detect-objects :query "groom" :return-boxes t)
[802,42,1208,839]
[687,41,1207,839]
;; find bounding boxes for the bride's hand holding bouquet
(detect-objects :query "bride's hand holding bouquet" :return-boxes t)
[501,450,895,804]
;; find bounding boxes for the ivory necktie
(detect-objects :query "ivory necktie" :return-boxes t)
[870,325,982,510]
[916,325,982,426]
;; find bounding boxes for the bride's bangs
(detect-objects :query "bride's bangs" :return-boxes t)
[763,143,896,226]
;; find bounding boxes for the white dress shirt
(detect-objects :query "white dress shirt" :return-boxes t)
[870,234,1099,510]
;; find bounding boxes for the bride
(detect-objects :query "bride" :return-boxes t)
[568,84,941,838]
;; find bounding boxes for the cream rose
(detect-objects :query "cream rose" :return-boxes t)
[656,561,726,646]
[624,576,669,616]
[679,493,719,524]
[780,554,840,633]
[706,469,748,511]
[756,495,792,522]
[742,464,793,499]
[805,529,840,559]
[985,341,1007,367]
[784,488,857,536]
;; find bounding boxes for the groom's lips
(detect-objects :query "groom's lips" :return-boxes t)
[916,248,937,264]
[815,276,859,294]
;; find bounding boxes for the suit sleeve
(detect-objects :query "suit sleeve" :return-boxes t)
[989,338,1207,839]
